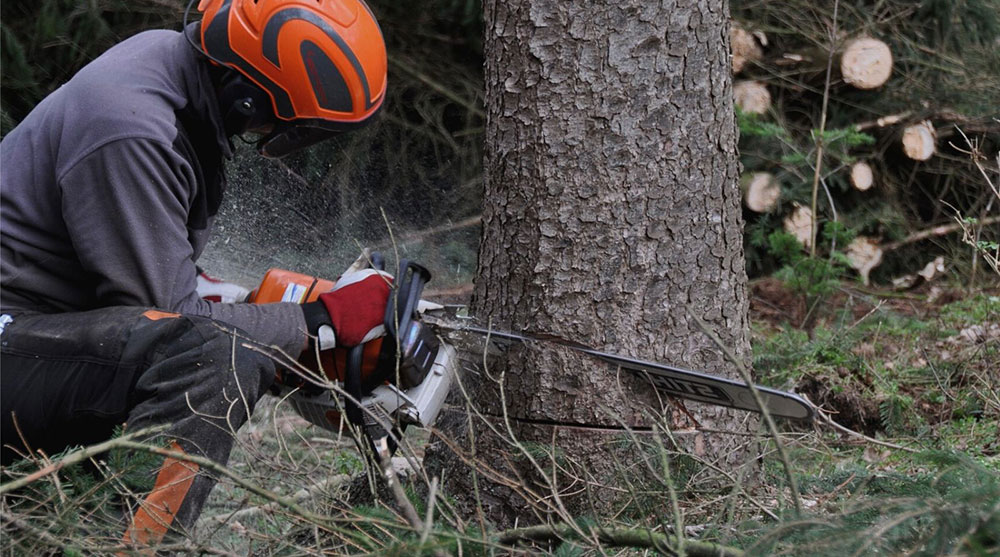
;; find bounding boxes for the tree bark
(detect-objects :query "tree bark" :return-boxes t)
[427,0,752,526]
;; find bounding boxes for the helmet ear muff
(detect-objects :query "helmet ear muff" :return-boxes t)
[217,72,275,137]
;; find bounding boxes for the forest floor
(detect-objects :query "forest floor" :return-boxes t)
[1,279,996,555]
[191,277,998,554]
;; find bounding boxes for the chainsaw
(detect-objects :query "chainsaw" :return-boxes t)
[248,256,453,456]
[249,257,814,456]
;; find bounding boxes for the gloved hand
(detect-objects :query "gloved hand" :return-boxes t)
[300,269,393,350]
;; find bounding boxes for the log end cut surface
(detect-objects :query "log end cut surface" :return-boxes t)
[902,121,937,161]
[850,161,875,191]
[733,80,771,115]
[841,37,893,89]
[742,172,780,212]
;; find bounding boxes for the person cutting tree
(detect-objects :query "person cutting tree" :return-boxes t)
[0,0,397,547]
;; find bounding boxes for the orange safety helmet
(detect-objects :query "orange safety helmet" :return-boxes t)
[196,0,387,157]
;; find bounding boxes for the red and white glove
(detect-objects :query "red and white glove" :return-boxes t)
[197,270,251,303]
[300,269,393,350]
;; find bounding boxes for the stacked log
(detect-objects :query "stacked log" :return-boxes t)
[901,121,937,161]
[733,80,771,115]
[727,1,997,288]
[783,204,814,250]
[742,172,781,212]
[846,236,883,285]
[840,37,893,90]
[850,162,875,191]
[731,21,764,75]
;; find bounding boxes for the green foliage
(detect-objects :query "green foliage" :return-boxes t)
[749,451,1000,556]
[0,430,174,553]
[552,542,587,557]
[811,127,875,150]
[738,109,792,142]
[1,0,183,135]
[939,293,1000,324]
[767,222,855,302]
[878,383,918,434]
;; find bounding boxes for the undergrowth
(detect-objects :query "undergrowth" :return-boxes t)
[2,284,996,555]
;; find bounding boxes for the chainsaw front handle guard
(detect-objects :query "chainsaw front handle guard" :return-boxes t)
[384,260,431,339]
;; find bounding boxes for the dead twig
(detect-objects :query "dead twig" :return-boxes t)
[497,522,745,557]
[882,216,1000,251]
[687,310,804,517]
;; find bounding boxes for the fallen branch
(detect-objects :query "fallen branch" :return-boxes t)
[497,523,745,557]
[882,216,1000,251]
[854,111,912,131]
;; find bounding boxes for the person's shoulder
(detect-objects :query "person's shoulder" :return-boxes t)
[57,30,194,150]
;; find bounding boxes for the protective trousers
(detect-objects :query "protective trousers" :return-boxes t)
[0,306,276,548]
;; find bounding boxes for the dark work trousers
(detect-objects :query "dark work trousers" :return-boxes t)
[0,306,276,547]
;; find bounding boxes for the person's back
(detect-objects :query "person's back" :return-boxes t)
[1,29,228,315]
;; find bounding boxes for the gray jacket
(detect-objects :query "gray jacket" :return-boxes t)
[0,28,306,355]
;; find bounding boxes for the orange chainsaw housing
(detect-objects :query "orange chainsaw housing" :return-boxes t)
[248,269,384,383]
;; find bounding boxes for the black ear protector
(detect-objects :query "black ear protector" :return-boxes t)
[216,70,275,138]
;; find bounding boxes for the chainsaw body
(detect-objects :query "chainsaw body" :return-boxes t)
[248,262,456,447]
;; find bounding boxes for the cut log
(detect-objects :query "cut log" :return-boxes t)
[783,204,814,249]
[902,120,936,161]
[892,256,946,290]
[840,37,893,89]
[850,161,874,191]
[845,236,883,285]
[733,80,771,115]
[741,172,781,212]
[917,256,946,281]
[731,21,763,74]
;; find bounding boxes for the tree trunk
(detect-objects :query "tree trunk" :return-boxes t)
[427,0,752,526]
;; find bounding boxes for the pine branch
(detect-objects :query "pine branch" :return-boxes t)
[497,523,745,557]
[0,426,168,495]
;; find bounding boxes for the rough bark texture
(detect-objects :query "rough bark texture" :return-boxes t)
[426,0,752,526]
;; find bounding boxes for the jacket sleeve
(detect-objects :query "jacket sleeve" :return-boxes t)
[58,137,307,356]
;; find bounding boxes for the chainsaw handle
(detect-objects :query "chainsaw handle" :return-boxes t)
[343,344,365,428]
[341,255,431,459]
[384,260,431,339]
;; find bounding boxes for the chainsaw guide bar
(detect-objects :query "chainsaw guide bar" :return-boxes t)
[423,311,815,422]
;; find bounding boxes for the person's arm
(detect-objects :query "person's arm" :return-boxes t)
[59,137,306,355]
